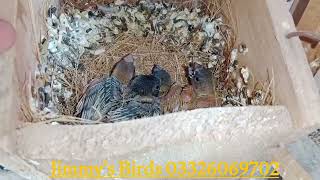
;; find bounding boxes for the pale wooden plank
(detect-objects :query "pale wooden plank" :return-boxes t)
[315,70,320,90]
[288,136,320,179]
[265,0,320,128]
[14,107,294,161]
[0,0,18,151]
[296,0,320,61]
[231,0,320,128]
[273,148,313,180]
[0,149,49,180]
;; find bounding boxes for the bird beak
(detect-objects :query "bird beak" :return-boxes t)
[152,64,162,72]
[187,64,195,78]
[123,54,135,63]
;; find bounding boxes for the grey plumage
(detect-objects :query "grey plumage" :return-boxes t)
[76,62,168,123]
[106,96,161,123]
[105,75,162,122]
[75,54,136,121]
[75,76,123,121]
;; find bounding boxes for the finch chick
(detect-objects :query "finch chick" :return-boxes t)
[187,62,215,97]
[186,62,218,109]
[160,83,183,113]
[110,54,136,85]
[106,95,161,123]
[161,63,218,113]
[151,65,173,96]
[75,54,136,121]
[106,75,162,123]
[126,75,161,97]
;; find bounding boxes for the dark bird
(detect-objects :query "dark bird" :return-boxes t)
[126,75,161,98]
[75,54,136,121]
[151,64,173,96]
[106,75,162,123]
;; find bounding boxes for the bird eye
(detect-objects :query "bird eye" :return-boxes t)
[155,85,160,90]
[195,77,200,82]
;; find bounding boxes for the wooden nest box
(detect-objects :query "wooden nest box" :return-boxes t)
[0,0,319,179]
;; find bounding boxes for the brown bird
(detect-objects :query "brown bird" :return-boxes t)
[160,83,183,113]
[187,62,215,97]
[110,54,136,85]
[161,62,218,113]
[184,62,219,109]
[75,54,136,121]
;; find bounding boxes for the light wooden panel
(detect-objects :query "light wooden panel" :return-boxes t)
[231,0,320,128]
[0,1,47,179]
[15,107,294,161]
[315,70,320,90]
[296,0,320,61]
[0,0,319,178]
[273,148,313,180]
[0,0,19,152]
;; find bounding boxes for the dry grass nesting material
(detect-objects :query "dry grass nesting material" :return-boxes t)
[59,34,191,116]
[61,0,233,16]
[25,0,274,124]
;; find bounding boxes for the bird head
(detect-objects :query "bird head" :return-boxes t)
[122,54,137,63]
[127,75,161,98]
[151,65,173,96]
[187,62,215,97]
[110,54,137,85]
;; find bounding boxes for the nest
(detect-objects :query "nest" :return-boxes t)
[60,34,192,115]
[23,0,274,124]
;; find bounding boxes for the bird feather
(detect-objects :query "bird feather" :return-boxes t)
[75,76,123,120]
[106,96,161,123]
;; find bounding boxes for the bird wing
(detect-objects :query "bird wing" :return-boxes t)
[106,97,161,123]
[75,77,104,116]
[75,76,123,120]
[160,84,183,113]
